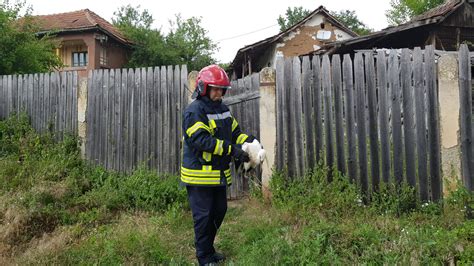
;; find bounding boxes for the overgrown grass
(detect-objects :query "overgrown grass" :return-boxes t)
[267,169,473,264]
[0,114,473,265]
[0,114,187,264]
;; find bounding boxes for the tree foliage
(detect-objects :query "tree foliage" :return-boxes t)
[331,10,373,36]
[112,5,217,71]
[0,1,61,75]
[386,0,446,26]
[278,6,372,36]
[277,7,311,32]
[166,15,217,71]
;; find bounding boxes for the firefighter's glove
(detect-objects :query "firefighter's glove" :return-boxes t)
[231,145,250,163]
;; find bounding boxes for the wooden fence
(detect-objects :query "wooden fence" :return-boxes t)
[458,45,473,190]
[224,73,261,199]
[1,46,472,201]
[0,72,78,139]
[275,46,442,201]
[86,66,188,174]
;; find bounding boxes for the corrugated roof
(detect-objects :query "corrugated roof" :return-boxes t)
[316,0,466,55]
[411,0,462,21]
[32,9,132,46]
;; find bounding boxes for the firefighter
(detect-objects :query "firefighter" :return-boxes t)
[181,64,256,265]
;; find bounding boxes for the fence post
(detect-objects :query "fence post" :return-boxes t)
[77,73,88,159]
[259,67,277,199]
[438,54,462,195]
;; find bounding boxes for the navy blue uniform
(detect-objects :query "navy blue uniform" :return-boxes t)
[181,95,253,264]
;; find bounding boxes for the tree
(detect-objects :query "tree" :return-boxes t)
[331,10,373,36]
[112,5,170,68]
[278,7,372,36]
[166,15,217,71]
[112,6,217,71]
[386,0,446,25]
[277,7,311,32]
[0,1,61,75]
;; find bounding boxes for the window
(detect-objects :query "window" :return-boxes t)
[316,30,332,40]
[72,52,88,67]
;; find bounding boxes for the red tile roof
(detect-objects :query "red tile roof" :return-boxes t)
[32,9,132,46]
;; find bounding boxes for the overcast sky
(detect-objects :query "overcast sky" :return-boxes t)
[27,0,392,63]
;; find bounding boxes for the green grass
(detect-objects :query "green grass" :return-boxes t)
[0,113,473,265]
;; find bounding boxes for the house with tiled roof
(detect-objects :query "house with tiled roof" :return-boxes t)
[32,9,133,76]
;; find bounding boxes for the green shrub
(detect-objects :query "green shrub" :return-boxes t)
[0,113,33,157]
[370,181,419,215]
[270,165,361,218]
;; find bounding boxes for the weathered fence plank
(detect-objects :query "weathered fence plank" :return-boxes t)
[43,74,50,130]
[322,55,334,181]
[276,57,285,170]
[389,51,403,185]
[377,52,390,184]
[401,49,416,187]
[168,66,176,173]
[365,52,380,192]
[174,65,181,173]
[302,56,315,170]
[343,54,357,184]
[33,74,38,131]
[426,46,441,200]
[66,71,73,133]
[161,66,169,173]
[354,53,368,196]
[50,73,58,136]
[284,58,294,178]
[292,57,305,178]
[146,67,154,169]
[332,54,346,175]
[126,69,135,171]
[459,44,473,191]
[414,47,429,201]
[72,72,78,134]
[313,56,324,164]
[101,70,108,167]
[120,69,128,172]
[254,72,261,135]
[136,68,144,167]
[60,71,67,137]
[114,69,122,171]
[38,74,44,132]
[153,67,164,173]
[107,69,115,170]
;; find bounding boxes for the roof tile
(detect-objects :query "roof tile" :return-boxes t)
[32,9,132,45]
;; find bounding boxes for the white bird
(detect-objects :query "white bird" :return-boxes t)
[241,139,266,171]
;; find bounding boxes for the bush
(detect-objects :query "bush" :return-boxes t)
[270,165,361,218]
[370,181,420,215]
[0,113,34,157]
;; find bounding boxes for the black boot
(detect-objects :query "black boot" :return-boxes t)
[212,252,226,263]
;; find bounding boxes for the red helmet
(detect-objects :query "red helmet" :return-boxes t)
[196,65,231,97]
